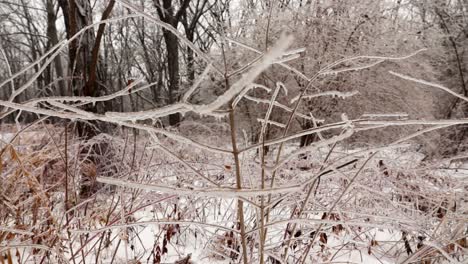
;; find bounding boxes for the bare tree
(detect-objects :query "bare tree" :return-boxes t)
[45,0,66,96]
[58,0,115,136]
[153,0,192,126]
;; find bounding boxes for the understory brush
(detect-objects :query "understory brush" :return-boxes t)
[1,123,467,263]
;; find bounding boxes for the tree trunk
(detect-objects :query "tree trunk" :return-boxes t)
[46,0,67,96]
[186,32,195,84]
[434,5,468,157]
[59,0,116,135]
[154,0,192,126]
[58,0,115,198]
[163,30,181,126]
[58,0,95,97]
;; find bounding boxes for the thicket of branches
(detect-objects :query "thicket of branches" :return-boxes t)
[0,0,467,263]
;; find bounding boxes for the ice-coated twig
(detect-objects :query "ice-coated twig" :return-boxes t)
[274,53,301,64]
[26,77,145,106]
[0,226,34,236]
[148,141,221,186]
[361,112,409,118]
[259,82,284,145]
[119,190,129,263]
[390,125,451,145]
[357,119,468,126]
[182,64,212,102]
[309,112,325,141]
[389,71,468,103]
[302,209,416,224]
[114,121,231,154]
[71,220,240,235]
[97,176,302,197]
[197,34,293,114]
[318,48,426,76]
[0,244,68,263]
[263,128,354,173]
[257,119,286,128]
[228,55,263,78]
[277,82,288,95]
[48,101,95,118]
[0,5,217,104]
[106,34,294,121]
[0,37,64,92]
[290,90,359,104]
[240,120,352,153]
[243,95,319,121]
[282,47,306,57]
[226,37,426,85]
[232,83,272,109]
[422,241,461,264]
[0,99,232,154]
[320,59,384,75]
[246,218,421,235]
[1,14,142,104]
[226,37,311,82]
[0,43,14,96]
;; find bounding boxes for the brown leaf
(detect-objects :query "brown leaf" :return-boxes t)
[174,254,191,264]
[9,146,18,162]
[7,250,13,264]
[5,232,15,241]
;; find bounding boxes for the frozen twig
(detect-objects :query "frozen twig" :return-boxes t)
[97,176,302,198]
[264,128,354,173]
[105,34,294,121]
[182,64,212,102]
[389,70,468,103]
[290,90,359,104]
[71,220,239,234]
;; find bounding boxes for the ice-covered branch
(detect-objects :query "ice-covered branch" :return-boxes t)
[244,95,319,121]
[148,138,221,186]
[246,218,421,236]
[319,49,426,76]
[71,220,239,235]
[290,90,359,104]
[257,118,286,128]
[182,64,212,102]
[0,14,141,103]
[0,226,34,236]
[97,176,302,198]
[320,60,384,75]
[259,82,285,144]
[263,128,354,173]
[232,83,272,109]
[389,71,468,103]
[357,119,468,126]
[0,99,231,154]
[105,34,294,121]
[25,77,146,106]
[240,120,351,153]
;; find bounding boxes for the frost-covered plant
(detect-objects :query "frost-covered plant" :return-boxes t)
[1,2,468,264]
